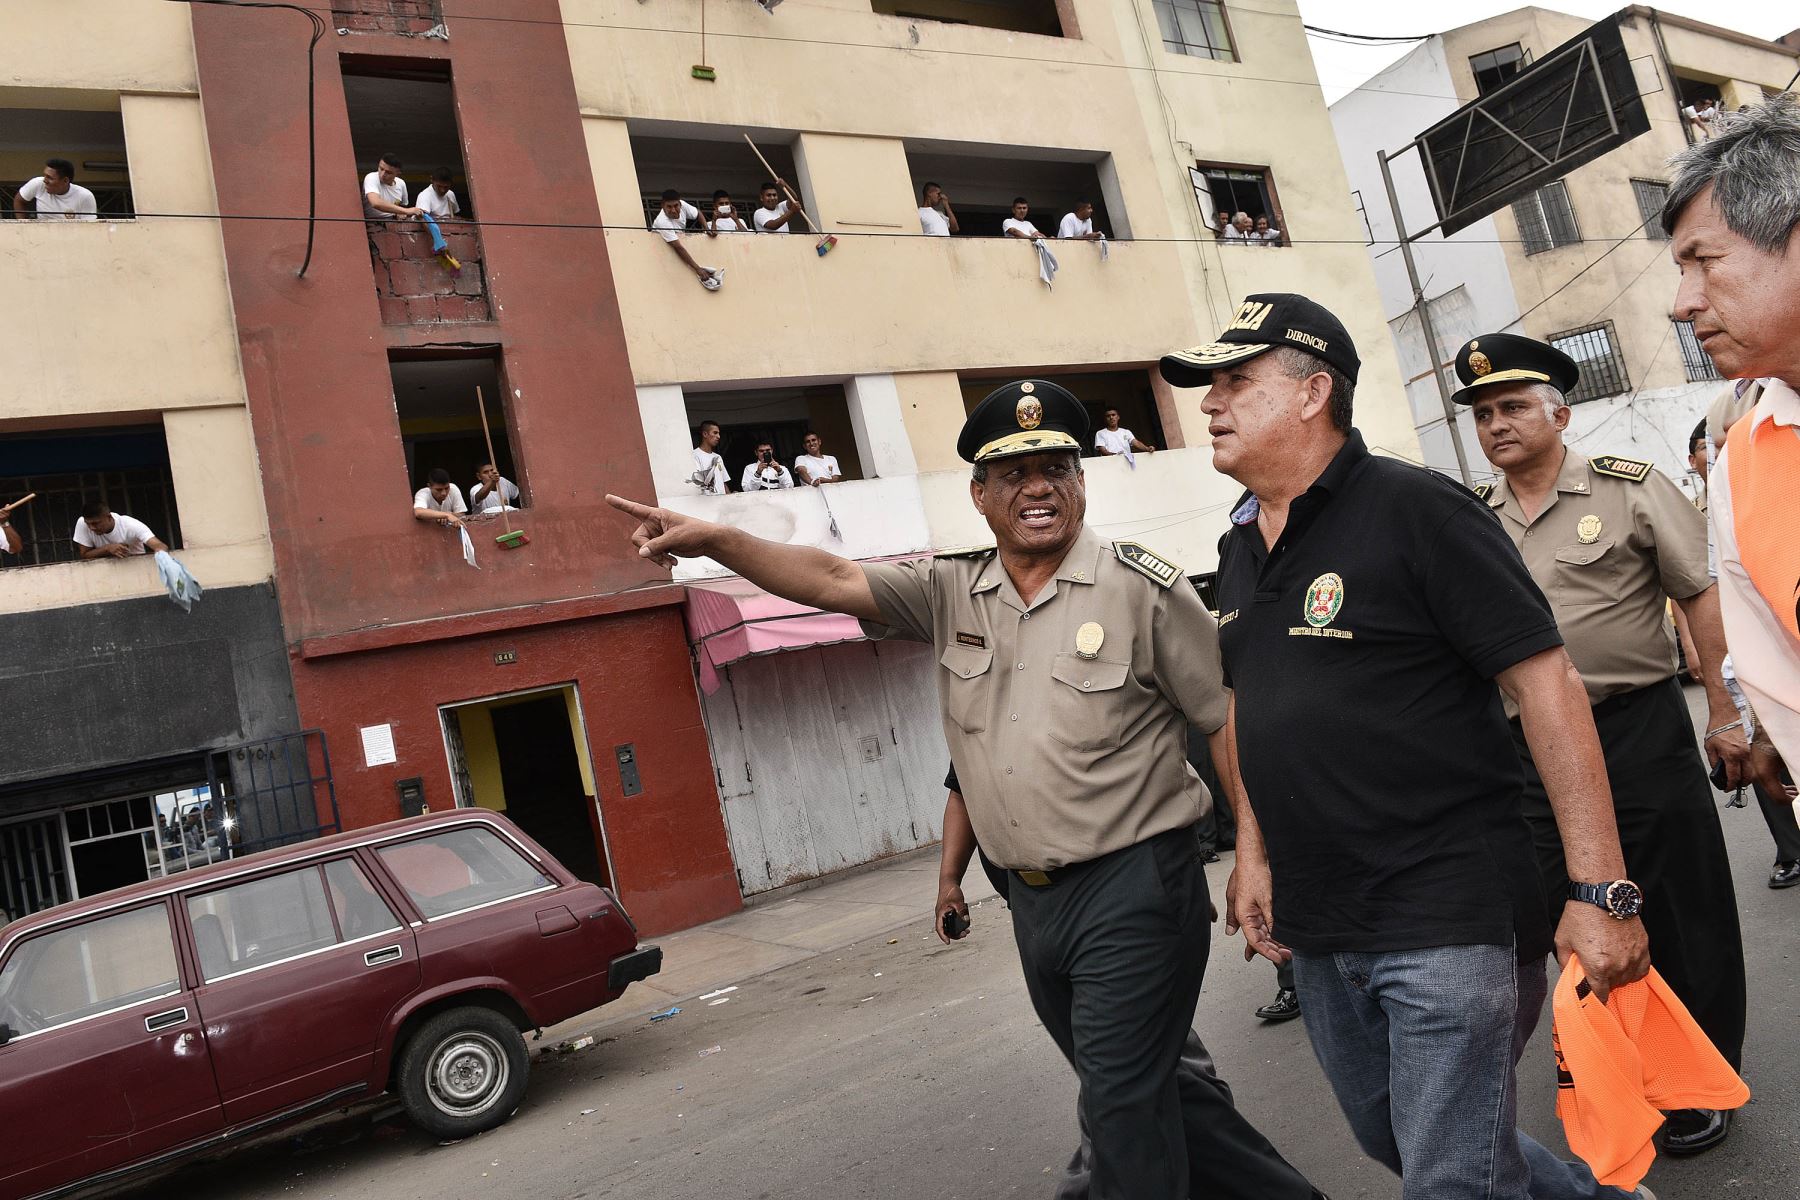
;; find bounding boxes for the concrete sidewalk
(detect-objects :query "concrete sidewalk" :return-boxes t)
[542,848,999,1043]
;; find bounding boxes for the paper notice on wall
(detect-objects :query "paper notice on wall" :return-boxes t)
[360,724,397,767]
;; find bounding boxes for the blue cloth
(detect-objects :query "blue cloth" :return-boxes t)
[153,549,203,612]
[419,211,449,255]
[1292,945,1634,1200]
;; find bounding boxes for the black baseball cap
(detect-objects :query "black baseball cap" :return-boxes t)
[1450,333,1579,405]
[1160,293,1361,388]
[956,379,1090,464]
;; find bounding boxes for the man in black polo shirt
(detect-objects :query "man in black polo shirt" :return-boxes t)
[1160,294,1651,1200]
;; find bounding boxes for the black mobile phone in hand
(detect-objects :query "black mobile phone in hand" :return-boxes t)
[943,909,969,940]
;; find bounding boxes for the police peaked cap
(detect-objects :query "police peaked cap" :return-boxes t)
[1159,293,1361,388]
[957,379,1090,464]
[1451,333,1580,405]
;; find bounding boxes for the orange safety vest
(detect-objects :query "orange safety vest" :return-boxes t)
[1552,958,1749,1190]
[1726,396,1800,642]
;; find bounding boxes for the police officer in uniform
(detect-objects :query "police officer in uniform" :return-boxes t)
[1455,333,1750,1155]
[608,382,1321,1199]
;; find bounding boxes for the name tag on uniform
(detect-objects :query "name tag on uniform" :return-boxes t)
[956,631,987,648]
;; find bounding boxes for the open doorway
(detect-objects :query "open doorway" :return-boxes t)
[438,685,610,888]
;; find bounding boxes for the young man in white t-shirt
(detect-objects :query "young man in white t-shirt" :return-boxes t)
[710,190,753,233]
[1682,97,1718,140]
[363,153,421,220]
[73,503,167,559]
[1057,201,1103,241]
[754,180,804,233]
[741,442,795,491]
[691,421,729,495]
[469,464,520,513]
[0,507,20,558]
[418,167,461,219]
[793,432,843,486]
[1002,197,1045,241]
[918,182,958,236]
[412,469,468,528]
[1093,408,1155,462]
[652,189,724,290]
[13,159,98,221]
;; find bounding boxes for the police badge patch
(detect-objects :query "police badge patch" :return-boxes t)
[1304,573,1344,628]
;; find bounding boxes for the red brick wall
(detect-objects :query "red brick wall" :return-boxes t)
[332,0,442,36]
[369,222,491,325]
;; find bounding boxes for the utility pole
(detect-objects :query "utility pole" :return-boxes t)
[1377,146,1474,487]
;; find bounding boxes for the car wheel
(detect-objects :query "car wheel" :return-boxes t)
[397,1006,530,1140]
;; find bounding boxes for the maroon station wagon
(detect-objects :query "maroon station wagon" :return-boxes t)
[0,810,661,1200]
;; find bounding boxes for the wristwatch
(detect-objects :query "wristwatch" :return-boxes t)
[1568,879,1644,920]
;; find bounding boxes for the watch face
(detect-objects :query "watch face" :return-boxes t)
[1605,880,1644,919]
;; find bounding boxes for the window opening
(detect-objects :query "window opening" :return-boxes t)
[1470,43,1531,96]
[1512,181,1580,254]
[872,0,1065,38]
[1630,178,1669,240]
[957,369,1166,456]
[1,108,134,219]
[1194,163,1285,243]
[1673,320,1722,383]
[0,425,181,568]
[1153,0,1236,61]
[629,131,802,229]
[391,353,523,514]
[684,384,863,490]
[905,148,1115,239]
[1549,322,1629,403]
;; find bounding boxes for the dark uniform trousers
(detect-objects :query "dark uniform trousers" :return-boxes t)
[1512,676,1747,1069]
[1009,825,1316,1200]
[1755,776,1800,864]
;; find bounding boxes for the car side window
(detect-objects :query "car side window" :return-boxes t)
[377,827,554,920]
[186,866,339,982]
[322,858,402,940]
[0,906,180,1036]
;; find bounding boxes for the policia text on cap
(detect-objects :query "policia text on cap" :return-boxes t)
[607,380,1323,1200]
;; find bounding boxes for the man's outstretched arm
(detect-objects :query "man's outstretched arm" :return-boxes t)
[608,495,881,622]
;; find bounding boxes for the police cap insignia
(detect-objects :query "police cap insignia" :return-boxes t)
[1113,540,1179,589]
[957,380,1087,464]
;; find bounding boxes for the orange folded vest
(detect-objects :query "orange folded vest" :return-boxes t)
[1551,957,1749,1190]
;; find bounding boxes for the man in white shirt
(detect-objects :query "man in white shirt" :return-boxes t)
[469,464,520,513]
[919,182,958,236]
[741,442,795,491]
[1253,215,1283,247]
[363,153,421,220]
[690,421,729,495]
[1665,95,1800,800]
[793,432,843,486]
[1002,197,1045,241]
[418,167,461,219]
[1682,97,1719,141]
[1,497,26,558]
[652,189,724,290]
[754,180,804,233]
[711,190,752,233]
[1093,409,1155,462]
[1057,201,1103,241]
[413,469,468,528]
[13,159,98,221]
[1222,212,1254,242]
[74,503,167,559]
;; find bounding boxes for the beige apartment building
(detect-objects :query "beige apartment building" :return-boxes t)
[1334,7,1799,481]
[569,0,1418,891]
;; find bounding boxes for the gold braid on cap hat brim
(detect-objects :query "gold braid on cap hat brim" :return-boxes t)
[974,430,1082,462]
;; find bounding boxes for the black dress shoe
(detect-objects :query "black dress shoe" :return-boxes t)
[1256,988,1302,1023]
[1771,861,1800,889]
[1202,849,1221,864]
[1661,1107,1730,1155]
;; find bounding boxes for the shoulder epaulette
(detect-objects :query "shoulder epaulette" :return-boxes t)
[1113,540,1180,589]
[1589,455,1652,482]
[1472,483,1494,502]
[935,544,995,561]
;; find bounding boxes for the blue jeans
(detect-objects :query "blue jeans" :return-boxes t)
[1291,944,1634,1200]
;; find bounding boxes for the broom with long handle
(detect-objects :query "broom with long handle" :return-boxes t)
[742,134,836,255]
[475,386,527,549]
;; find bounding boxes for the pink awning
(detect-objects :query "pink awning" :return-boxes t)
[683,577,872,694]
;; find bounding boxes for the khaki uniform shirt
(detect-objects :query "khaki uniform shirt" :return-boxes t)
[860,525,1228,871]
[1485,448,1711,705]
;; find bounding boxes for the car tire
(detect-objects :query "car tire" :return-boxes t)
[397,1006,530,1140]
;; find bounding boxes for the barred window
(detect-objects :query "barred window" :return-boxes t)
[1630,179,1670,240]
[1153,0,1236,61]
[1674,320,1722,382]
[1512,181,1580,254]
[1549,322,1629,403]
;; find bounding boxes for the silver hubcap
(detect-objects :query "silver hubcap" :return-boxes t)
[428,1031,510,1118]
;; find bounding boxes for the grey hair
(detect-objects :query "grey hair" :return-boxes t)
[1660,93,1800,252]
[1268,346,1355,432]
[1526,381,1568,420]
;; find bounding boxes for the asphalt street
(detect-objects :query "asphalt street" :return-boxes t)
[93,691,1800,1200]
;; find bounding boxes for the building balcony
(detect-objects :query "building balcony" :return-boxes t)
[368,221,491,326]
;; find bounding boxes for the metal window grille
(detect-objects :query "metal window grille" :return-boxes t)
[1512,181,1580,254]
[1631,179,1670,240]
[1549,322,1629,403]
[1153,0,1236,61]
[1,466,181,568]
[1674,320,1722,382]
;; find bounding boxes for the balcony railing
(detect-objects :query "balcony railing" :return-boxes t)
[368,221,491,325]
[331,0,444,36]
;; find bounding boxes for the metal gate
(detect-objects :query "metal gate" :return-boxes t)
[0,815,72,925]
[207,729,341,856]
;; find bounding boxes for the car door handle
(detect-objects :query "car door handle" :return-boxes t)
[145,1007,188,1033]
[364,945,404,967]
